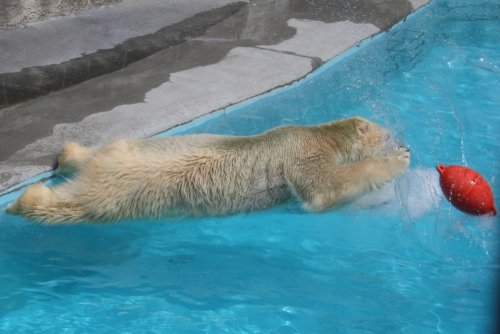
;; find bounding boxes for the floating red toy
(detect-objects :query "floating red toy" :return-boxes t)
[436,164,496,216]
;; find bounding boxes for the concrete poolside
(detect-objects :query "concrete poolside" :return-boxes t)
[0,0,429,192]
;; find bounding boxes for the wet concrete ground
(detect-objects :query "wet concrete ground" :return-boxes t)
[0,0,123,29]
[0,0,429,191]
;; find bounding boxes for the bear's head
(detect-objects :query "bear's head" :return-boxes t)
[320,116,395,162]
[352,116,394,158]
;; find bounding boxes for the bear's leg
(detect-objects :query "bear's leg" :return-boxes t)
[290,147,409,211]
[55,142,92,175]
[5,182,87,224]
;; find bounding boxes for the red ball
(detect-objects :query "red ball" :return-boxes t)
[436,164,496,216]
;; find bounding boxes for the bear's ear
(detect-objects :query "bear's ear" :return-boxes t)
[356,122,370,135]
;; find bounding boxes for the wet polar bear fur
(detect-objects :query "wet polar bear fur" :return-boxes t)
[6,116,410,224]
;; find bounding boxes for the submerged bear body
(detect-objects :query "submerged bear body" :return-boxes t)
[6,117,409,224]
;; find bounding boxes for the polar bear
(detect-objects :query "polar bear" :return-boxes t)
[5,116,409,224]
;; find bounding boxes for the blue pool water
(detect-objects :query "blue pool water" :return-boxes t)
[1,0,499,332]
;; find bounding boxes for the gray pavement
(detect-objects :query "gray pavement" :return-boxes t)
[0,0,239,72]
[0,1,245,106]
[0,0,124,29]
[0,0,429,192]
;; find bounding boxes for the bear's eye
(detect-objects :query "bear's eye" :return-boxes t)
[358,123,370,135]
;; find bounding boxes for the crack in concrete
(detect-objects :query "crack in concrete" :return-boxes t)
[253,46,324,69]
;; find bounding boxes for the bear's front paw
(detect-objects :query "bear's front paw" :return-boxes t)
[386,146,410,175]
